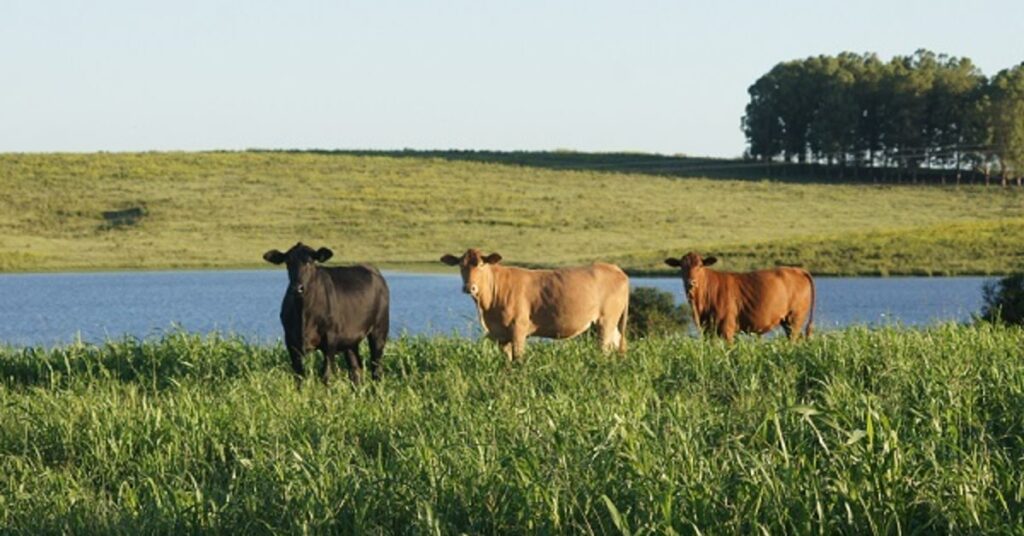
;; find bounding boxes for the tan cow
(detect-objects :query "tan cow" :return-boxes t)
[440,249,630,360]
[664,252,815,342]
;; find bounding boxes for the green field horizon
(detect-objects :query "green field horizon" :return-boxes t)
[2,150,1023,275]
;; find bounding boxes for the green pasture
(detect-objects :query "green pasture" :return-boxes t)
[1,151,1022,274]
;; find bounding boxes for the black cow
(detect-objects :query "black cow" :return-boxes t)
[263,243,389,386]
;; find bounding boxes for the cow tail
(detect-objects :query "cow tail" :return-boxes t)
[804,271,815,338]
[617,300,628,354]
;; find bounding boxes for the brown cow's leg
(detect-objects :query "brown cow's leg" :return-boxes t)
[344,347,364,385]
[780,319,794,341]
[787,311,808,341]
[719,319,737,343]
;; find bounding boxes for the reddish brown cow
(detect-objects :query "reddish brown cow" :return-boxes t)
[441,249,629,360]
[664,252,814,342]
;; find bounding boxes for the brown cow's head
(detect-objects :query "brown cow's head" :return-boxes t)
[440,248,503,300]
[263,242,333,296]
[664,252,717,294]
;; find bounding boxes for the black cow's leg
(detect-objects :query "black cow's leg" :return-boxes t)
[287,345,307,390]
[320,347,336,386]
[330,351,341,378]
[368,334,386,381]
[345,346,364,385]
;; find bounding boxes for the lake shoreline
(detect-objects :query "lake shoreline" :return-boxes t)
[0,264,1013,278]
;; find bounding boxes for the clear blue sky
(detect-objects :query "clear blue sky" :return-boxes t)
[2,0,1022,157]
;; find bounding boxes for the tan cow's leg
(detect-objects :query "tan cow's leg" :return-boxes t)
[499,340,514,362]
[509,322,529,361]
[597,317,623,354]
[511,336,527,361]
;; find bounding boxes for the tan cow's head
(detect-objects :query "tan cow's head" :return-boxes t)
[440,248,503,300]
[664,251,717,294]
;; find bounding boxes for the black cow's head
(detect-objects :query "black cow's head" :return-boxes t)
[263,242,333,296]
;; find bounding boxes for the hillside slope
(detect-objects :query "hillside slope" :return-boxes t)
[1,151,1022,274]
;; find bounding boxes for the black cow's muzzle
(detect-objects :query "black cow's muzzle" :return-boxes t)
[292,284,305,295]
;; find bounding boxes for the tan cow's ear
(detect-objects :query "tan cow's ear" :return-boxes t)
[483,253,503,264]
[664,258,681,268]
[264,250,286,265]
[703,256,718,266]
[440,254,460,266]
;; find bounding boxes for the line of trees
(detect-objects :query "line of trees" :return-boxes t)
[742,50,1024,185]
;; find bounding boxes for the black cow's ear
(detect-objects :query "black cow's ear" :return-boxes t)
[315,247,333,263]
[263,250,286,265]
[483,253,502,264]
[664,258,681,268]
[440,254,460,266]
[703,256,718,266]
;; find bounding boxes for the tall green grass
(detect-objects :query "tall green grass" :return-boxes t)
[2,326,1023,533]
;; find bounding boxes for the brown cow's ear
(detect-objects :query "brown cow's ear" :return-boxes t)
[664,258,681,268]
[315,247,333,263]
[483,253,503,264]
[263,250,286,265]
[440,254,460,266]
[703,256,718,266]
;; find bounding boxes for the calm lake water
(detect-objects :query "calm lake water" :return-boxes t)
[0,270,994,347]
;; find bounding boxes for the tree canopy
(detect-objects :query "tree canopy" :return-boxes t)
[742,50,1024,184]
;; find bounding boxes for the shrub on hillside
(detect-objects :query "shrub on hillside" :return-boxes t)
[629,287,690,338]
[981,274,1024,325]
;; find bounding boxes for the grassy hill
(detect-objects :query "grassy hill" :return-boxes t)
[1,151,1022,274]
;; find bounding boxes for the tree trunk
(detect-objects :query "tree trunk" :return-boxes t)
[954,151,961,186]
